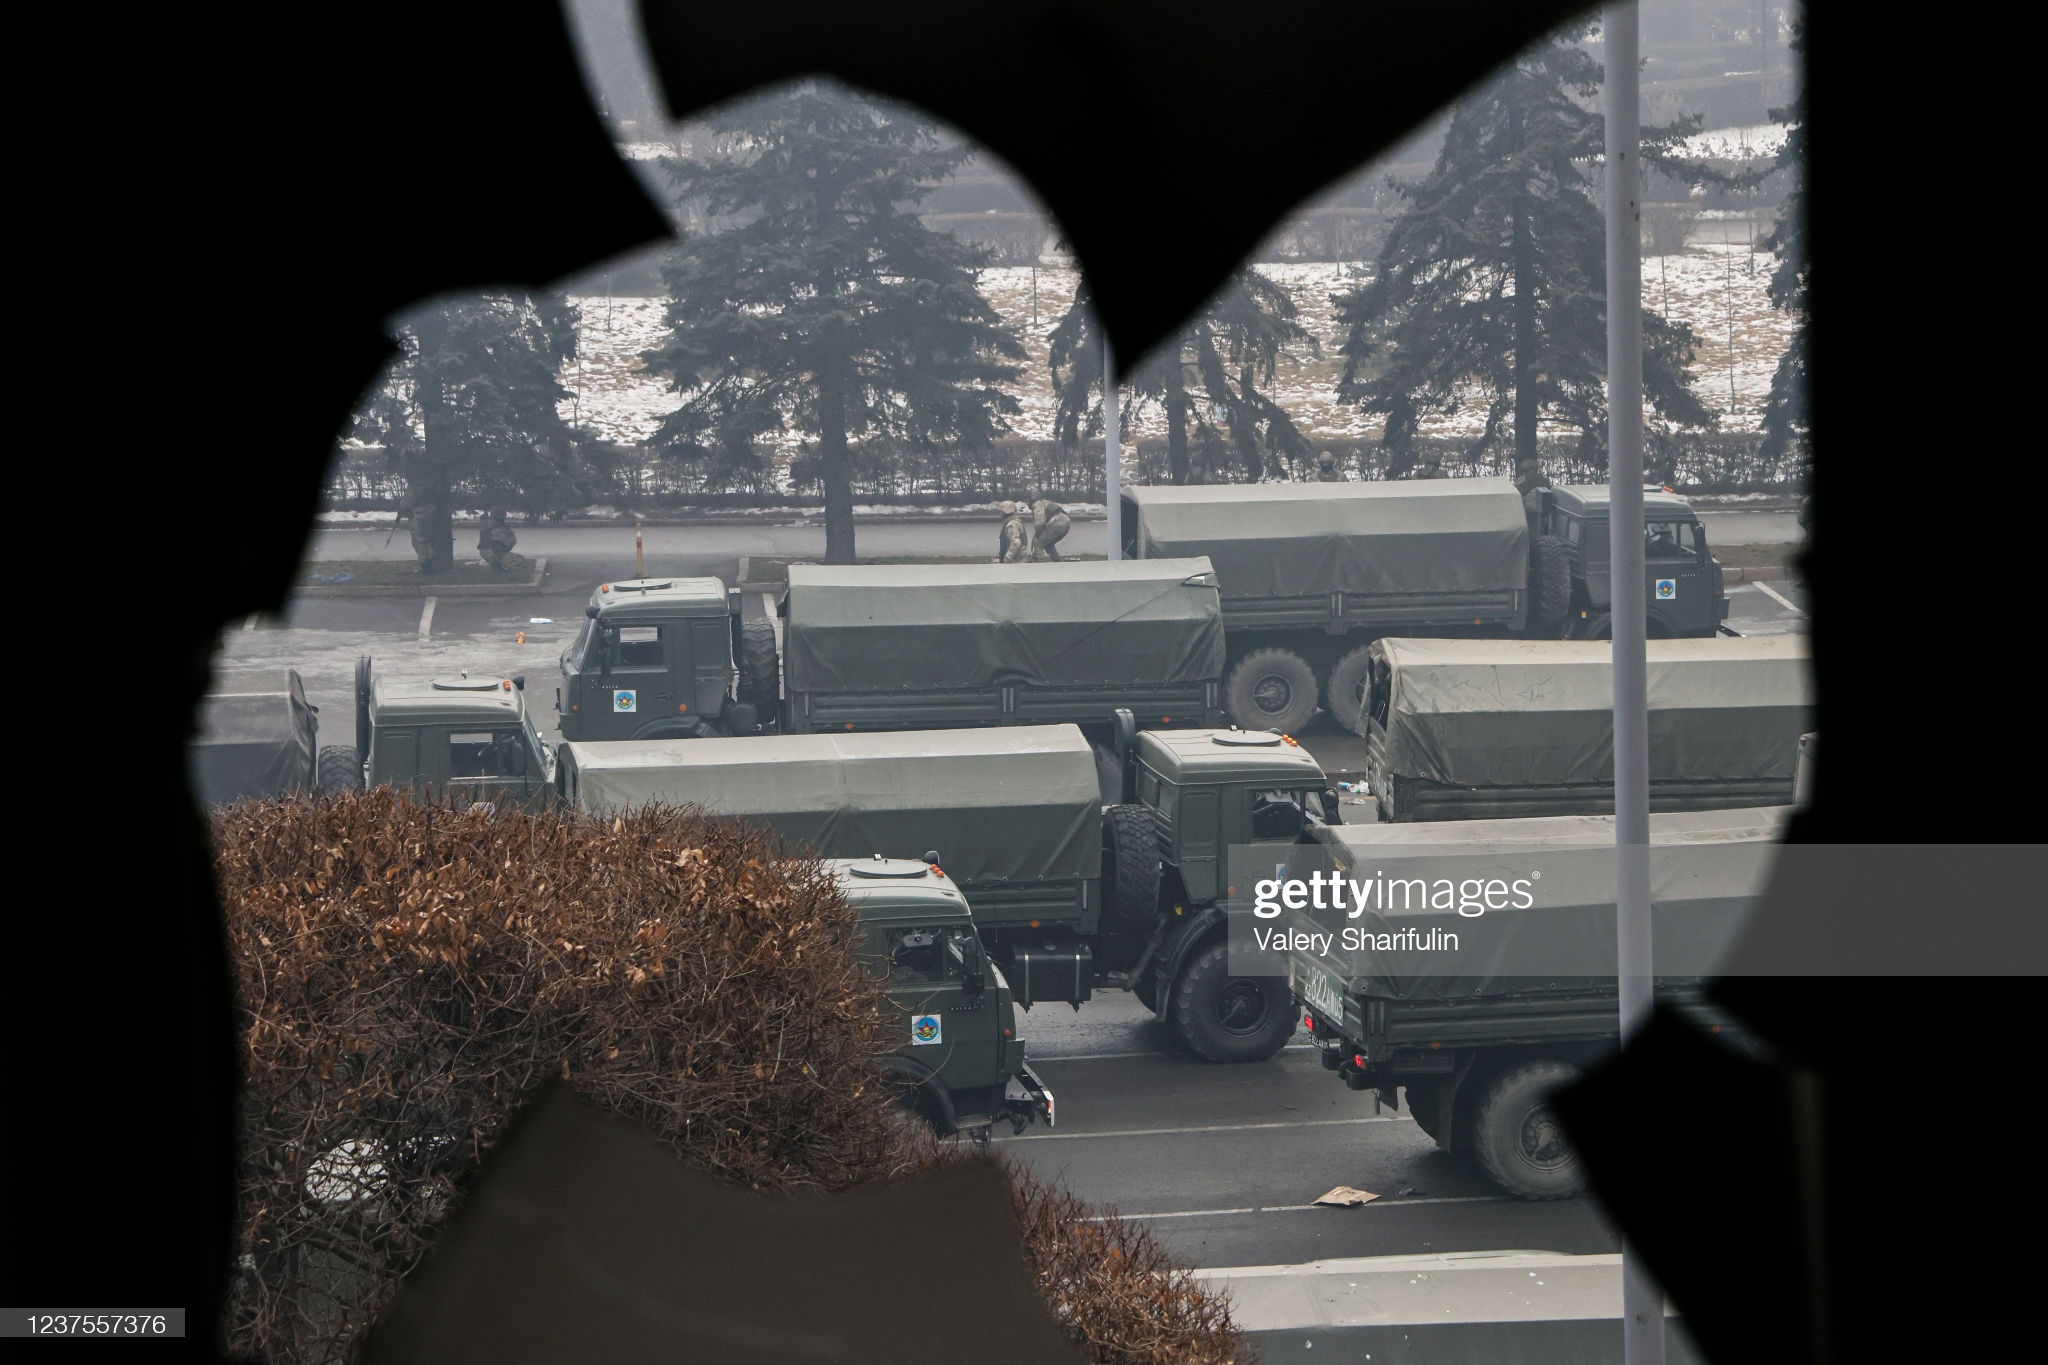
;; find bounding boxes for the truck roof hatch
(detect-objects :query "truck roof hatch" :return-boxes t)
[430,676,505,691]
[848,857,932,879]
[1212,732,1284,747]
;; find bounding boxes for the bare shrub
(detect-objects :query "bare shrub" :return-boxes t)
[216,790,1249,1363]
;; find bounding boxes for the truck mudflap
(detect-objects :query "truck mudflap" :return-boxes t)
[1004,1060,1055,1134]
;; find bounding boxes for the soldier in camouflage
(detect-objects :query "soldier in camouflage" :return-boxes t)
[1029,498,1071,559]
[1314,450,1344,482]
[997,501,1032,563]
[478,508,527,574]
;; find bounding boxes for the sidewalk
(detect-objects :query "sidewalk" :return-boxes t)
[1197,1251,1706,1364]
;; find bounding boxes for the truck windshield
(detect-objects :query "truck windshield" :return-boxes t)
[885,927,959,984]
[562,619,596,671]
[1250,789,1314,839]
[1646,520,1701,560]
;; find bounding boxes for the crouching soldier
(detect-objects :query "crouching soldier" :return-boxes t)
[478,508,527,574]
[1030,498,1071,559]
[997,501,1032,563]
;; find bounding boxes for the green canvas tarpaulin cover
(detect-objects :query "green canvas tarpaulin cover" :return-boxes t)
[783,559,1223,692]
[189,670,318,805]
[1123,478,1529,599]
[1290,805,1789,999]
[1371,636,1815,788]
[562,726,1100,887]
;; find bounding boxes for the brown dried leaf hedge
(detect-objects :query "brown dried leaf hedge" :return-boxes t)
[216,789,1249,1364]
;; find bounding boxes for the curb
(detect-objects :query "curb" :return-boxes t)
[295,557,550,599]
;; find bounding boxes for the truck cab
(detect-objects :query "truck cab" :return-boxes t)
[557,577,770,741]
[1536,485,1729,638]
[831,857,1053,1138]
[346,661,556,808]
[1106,723,1340,1061]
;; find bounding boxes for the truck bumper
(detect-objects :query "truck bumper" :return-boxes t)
[1004,1060,1055,1133]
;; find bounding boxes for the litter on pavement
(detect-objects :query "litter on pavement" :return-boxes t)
[1311,1186,1380,1207]
[528,617,552,624]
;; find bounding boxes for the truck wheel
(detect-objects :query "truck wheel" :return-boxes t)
[1132,962,1159,1014]
[1103,803,1161,935]
[1469,1059,1582,1199]
[1528,535,1572,637]
[1170,941,1295,1062]
[736,616,780,707]
[1324,645,1375,737]
[316,745,361,793]
[1404,1079,1444,1145]
[1226,648,1318,734]
[1581,613,1612,641]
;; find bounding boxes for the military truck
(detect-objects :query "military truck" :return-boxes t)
[555,563,1225,750]
[189,669,334,804]
[1288,806,1786,1199]
[1347,636,1815,821]
[1119,478,1732,732]
[321,657,557,807]
[558,719,1343,1062]
[557,577,774,741]
[831,856,1053,1139]
[1532,483,1732,640]
[778,560,1226,735]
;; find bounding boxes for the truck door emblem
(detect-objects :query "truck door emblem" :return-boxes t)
[912,1014,942,1045]
[1655,579,1676,600]
[612,690,637,713]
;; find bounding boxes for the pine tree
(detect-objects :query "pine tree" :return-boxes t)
[1757,19,1807,465]
[352,291,582,573]
[1049,272,1316,484]
[1334,25,1715,483]
[644,83,1024,562]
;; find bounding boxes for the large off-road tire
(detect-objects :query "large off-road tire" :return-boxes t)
[736,615,780,708]
[316,745,361,793]
[1469,1059,1583,1199]
[1102,803,1161,936]
[1226,648,1319,734]
[1580,612,1612,641]
[1404,1079,1444,1144]
[1131,962,1160,1014]
[1324,644,1376,737]
[1169,940,1295,1063]
[1527,535,1572,637]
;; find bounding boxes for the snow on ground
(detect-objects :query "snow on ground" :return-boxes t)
[556,243,1792,457]
[558,295,675,446]
[1676,123,1786,161]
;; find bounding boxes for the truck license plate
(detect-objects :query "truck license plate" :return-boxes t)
[1300,968,1346,1023]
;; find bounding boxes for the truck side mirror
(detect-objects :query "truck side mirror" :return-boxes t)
[584,605,600,620]
[923,849,942,866]
[1320,789,1341,823]
[512,675,526,691]
[962,968,985,998]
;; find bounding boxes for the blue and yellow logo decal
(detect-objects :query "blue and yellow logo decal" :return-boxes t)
[911,1014,942,1046]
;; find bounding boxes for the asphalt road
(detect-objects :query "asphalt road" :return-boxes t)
[207,523,1807,1283]
[991,994,1624,1270]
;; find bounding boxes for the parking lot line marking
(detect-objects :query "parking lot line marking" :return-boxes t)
[1752,580,1802,614]
[1081,1195,1505,1223]
[417,597,437,644]
[1012,1114,1403,1143]
[1032,1044,1315,1063]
